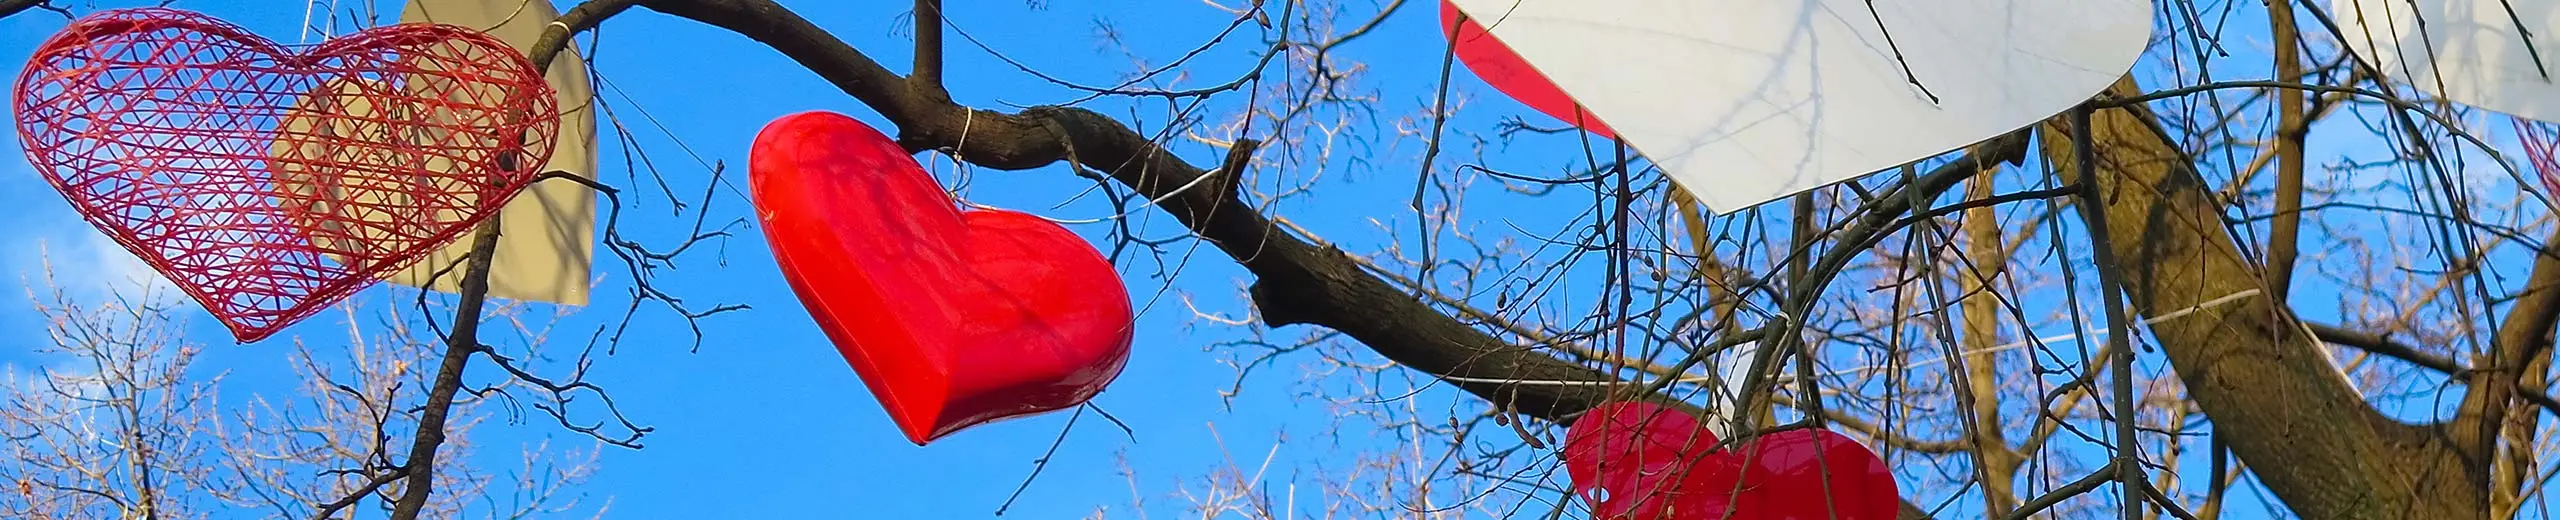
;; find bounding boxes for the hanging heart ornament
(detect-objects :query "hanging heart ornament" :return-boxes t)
[1439,0,1616,139]
[750,111,1135,445]
[13,8,559,342]
[1438,0,2152,213]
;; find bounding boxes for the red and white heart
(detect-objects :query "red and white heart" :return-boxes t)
[13,8,559,342]
[1440,1,1616,139]
[748,111,1135,445]
[1437,0,2152,213]
[1565,401,1900,520]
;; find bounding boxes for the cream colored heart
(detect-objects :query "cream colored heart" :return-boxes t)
[2330,0,2560,122]
[271,77,492,275]
[1443,0,2155,213]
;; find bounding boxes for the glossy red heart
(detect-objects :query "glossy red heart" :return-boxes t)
[1440,0,1616,138]
[12,8,557,342]
[1565,402,1900,519]
[748,111,1135,445]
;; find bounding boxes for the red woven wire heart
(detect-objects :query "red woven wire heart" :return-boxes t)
[2517,117,2560,197]
[13,8,559,342]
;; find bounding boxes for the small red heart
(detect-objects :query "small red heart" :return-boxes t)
[12,8,558,342]
[1565,402,1900,520]
[1566,401,1730,518]
[1440,0,1617,138]
[748,111,1135,445]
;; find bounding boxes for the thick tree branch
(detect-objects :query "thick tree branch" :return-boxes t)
[0,0,52,19]
[2263,0,2309,300]
[2463,227,2560,514]
[2045,75,2477,519]
[910,0,944,96]
[0,1,38,16]
[531,0,640,69]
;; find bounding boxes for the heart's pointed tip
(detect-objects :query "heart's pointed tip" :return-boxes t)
[880,387,950,447]
[888,416,937,447]
[224,319,277,344]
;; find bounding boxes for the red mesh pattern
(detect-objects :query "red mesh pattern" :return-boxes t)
[13,8,558,342]
[2521,117,2560,198]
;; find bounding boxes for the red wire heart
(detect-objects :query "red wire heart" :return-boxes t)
[2515,118,2560,198]
[13,8,559,342]
[1565,401,1902,520]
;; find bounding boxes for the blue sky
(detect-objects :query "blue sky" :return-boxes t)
[5,1,2552,518]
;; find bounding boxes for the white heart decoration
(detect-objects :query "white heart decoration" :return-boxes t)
[1444,0,2155,213]
[2329,0,2560,122]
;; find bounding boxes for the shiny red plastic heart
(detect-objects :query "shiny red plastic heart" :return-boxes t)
[1440,0,1617,138]
[749,111,1135,445]
[12,8,557,343]
[1564,402,1900,519]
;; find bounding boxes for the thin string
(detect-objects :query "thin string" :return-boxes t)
[299,0,314,43]
[937,108,975,199]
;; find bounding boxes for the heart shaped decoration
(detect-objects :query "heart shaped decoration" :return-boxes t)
[1439,0,2153,213]
[13,8,558,342]
[1565,401,1900,520]
[749,111,1135,445]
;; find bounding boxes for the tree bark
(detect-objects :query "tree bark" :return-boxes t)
[2478,229,2560,516]
[0,0,45,19]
